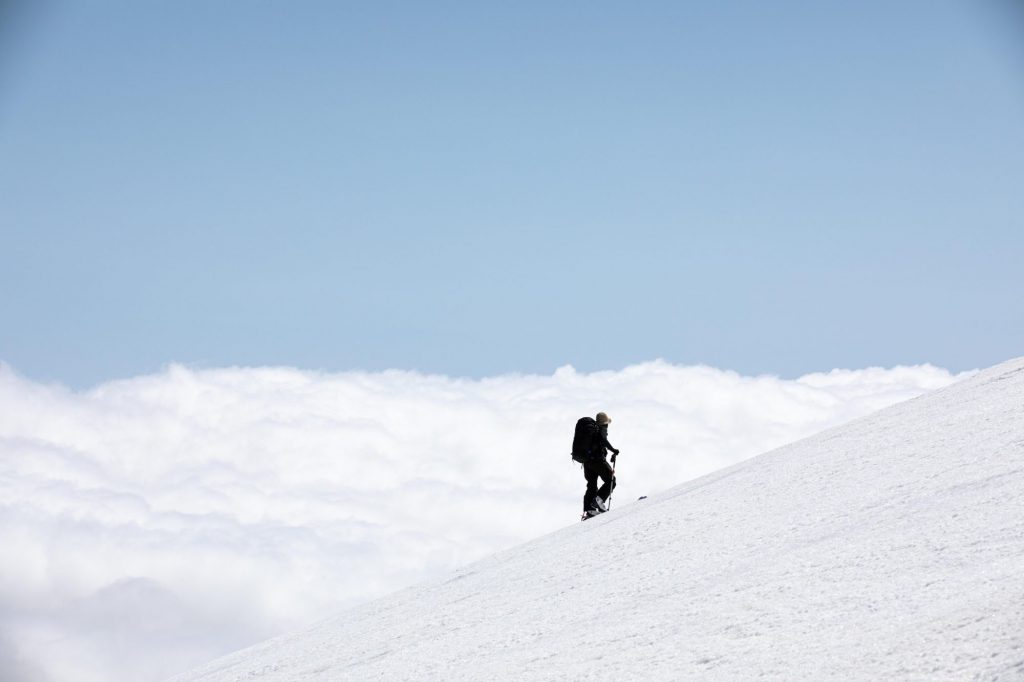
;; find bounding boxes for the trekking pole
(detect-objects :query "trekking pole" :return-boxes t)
[607,451,618,511]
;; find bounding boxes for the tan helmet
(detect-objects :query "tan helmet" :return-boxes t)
[596,412,611,425]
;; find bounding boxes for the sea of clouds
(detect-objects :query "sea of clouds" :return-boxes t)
[0,360,967,681]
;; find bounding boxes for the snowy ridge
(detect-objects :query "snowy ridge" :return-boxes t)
[170,358,1024,681]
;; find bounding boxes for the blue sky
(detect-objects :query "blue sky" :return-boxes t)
[2,1,1022,388]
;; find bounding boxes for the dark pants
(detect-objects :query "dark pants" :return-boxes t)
[583,457,616,511]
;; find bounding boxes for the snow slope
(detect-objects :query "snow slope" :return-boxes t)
[170,358,1024,681]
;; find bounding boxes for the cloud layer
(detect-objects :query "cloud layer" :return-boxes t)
[0,360,966,681]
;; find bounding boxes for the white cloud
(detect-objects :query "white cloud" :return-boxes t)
[0,360,967,681]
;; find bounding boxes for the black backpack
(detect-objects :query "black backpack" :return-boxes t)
[571,417,598,463]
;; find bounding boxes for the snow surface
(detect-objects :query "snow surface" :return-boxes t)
[169,358,1024,681]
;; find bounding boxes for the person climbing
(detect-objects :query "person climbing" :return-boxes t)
[572,412,620,517]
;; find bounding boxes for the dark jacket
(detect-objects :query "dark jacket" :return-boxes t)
[593,423,616,459]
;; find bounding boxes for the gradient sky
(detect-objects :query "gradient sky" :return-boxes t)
[2,1,1022,388]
